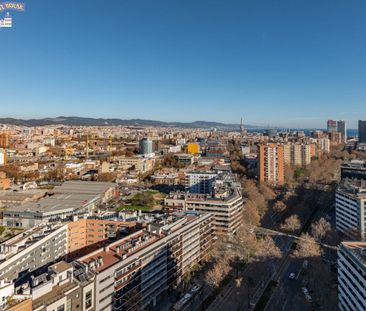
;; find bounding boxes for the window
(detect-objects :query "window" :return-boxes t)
[85,290,92,309]
[66,299,72,311]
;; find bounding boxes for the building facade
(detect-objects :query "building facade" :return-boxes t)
[258,143,284,186]
[0,224,68,283]
[336,179,366,240]
[283,143,311,167]
[79,212,213,311]
[359,120,366,144]
[185,171,217,194]
[139,138,153,155]
[337,120,347,143]
[327,119,337,133]
[341,160,366,181]
[338,241,366,311]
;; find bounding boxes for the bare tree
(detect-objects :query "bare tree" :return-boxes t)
[273,200,286,213]
[295,233,321,258]
[281,215,301,233]
[205,258,230,288]
[311,217,331,241]
[243,200,260,226]
[232,226,259,263]
[254,237,282,261]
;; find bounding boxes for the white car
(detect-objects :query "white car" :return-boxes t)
[190,285,202,294]
[302,287,309,295]
[289,273,295,279]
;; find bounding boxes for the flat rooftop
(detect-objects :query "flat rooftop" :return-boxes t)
[337,179,366,198]
[341,241,366,266]
[79,212,205,273]
[32,280,79,310]
[0,223,65,261]
[51,180,115,195]
[5,192,99,214]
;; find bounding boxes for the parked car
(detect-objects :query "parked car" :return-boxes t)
[289,273,295,279]
[190,284,202,294]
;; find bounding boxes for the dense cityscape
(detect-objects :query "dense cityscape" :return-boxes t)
[0,119,364,311]
[2,1,366,310]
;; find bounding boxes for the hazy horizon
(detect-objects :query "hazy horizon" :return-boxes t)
[2,0,366,128]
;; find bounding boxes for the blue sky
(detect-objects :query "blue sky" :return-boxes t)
[1,0,366,128]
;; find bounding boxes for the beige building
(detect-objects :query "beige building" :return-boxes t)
[283,143,311,167]
[116,156,155,173]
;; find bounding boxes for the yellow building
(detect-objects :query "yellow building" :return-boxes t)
[187,143,200,155]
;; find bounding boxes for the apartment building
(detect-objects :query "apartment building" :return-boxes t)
[185,171,217,194]
[78,212,213,311]
[283,143,311,167]
[0,223,68,284]
[18,261,94,311]
[258,143,285,186]
[116,156,155,173]
[341,160,366,181]
[337,120,347,143]
[67,219,137,255]
[359,120,366,144]
[0,133,10,148]
[327,120,337,133]
[165,173,243,235]
[338,241,366,311]
[336,179,366,240]
[0,148,6,166]
[313,137,330,154]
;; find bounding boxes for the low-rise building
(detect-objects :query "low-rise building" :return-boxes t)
[3,181,117,228]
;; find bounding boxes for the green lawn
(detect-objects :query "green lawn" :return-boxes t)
[117,204,152,212]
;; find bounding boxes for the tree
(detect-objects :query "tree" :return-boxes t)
[243,201,260,226]
[231,226,259,263]
[205,258,230,288]
[254,237,282,261]
[273,200,286,213]
[311,217,331,241]
[295,233,321,258]
[281,215,301,233]
[259,184,276,201]
[242,179,268,216]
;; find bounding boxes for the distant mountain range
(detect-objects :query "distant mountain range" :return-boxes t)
[0,116,260,129]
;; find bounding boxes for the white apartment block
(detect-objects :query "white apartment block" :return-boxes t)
[338,241,366,311]
[336,180,366,240]
[185,171,217,194]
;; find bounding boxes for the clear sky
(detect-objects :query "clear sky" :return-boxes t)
[1,0,366,128]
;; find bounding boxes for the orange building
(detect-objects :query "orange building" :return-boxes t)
[67,219,136,254]
[0,133,9,148]
[0,171,11,189]
[258,143,284,186]
[187,142,200,155]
